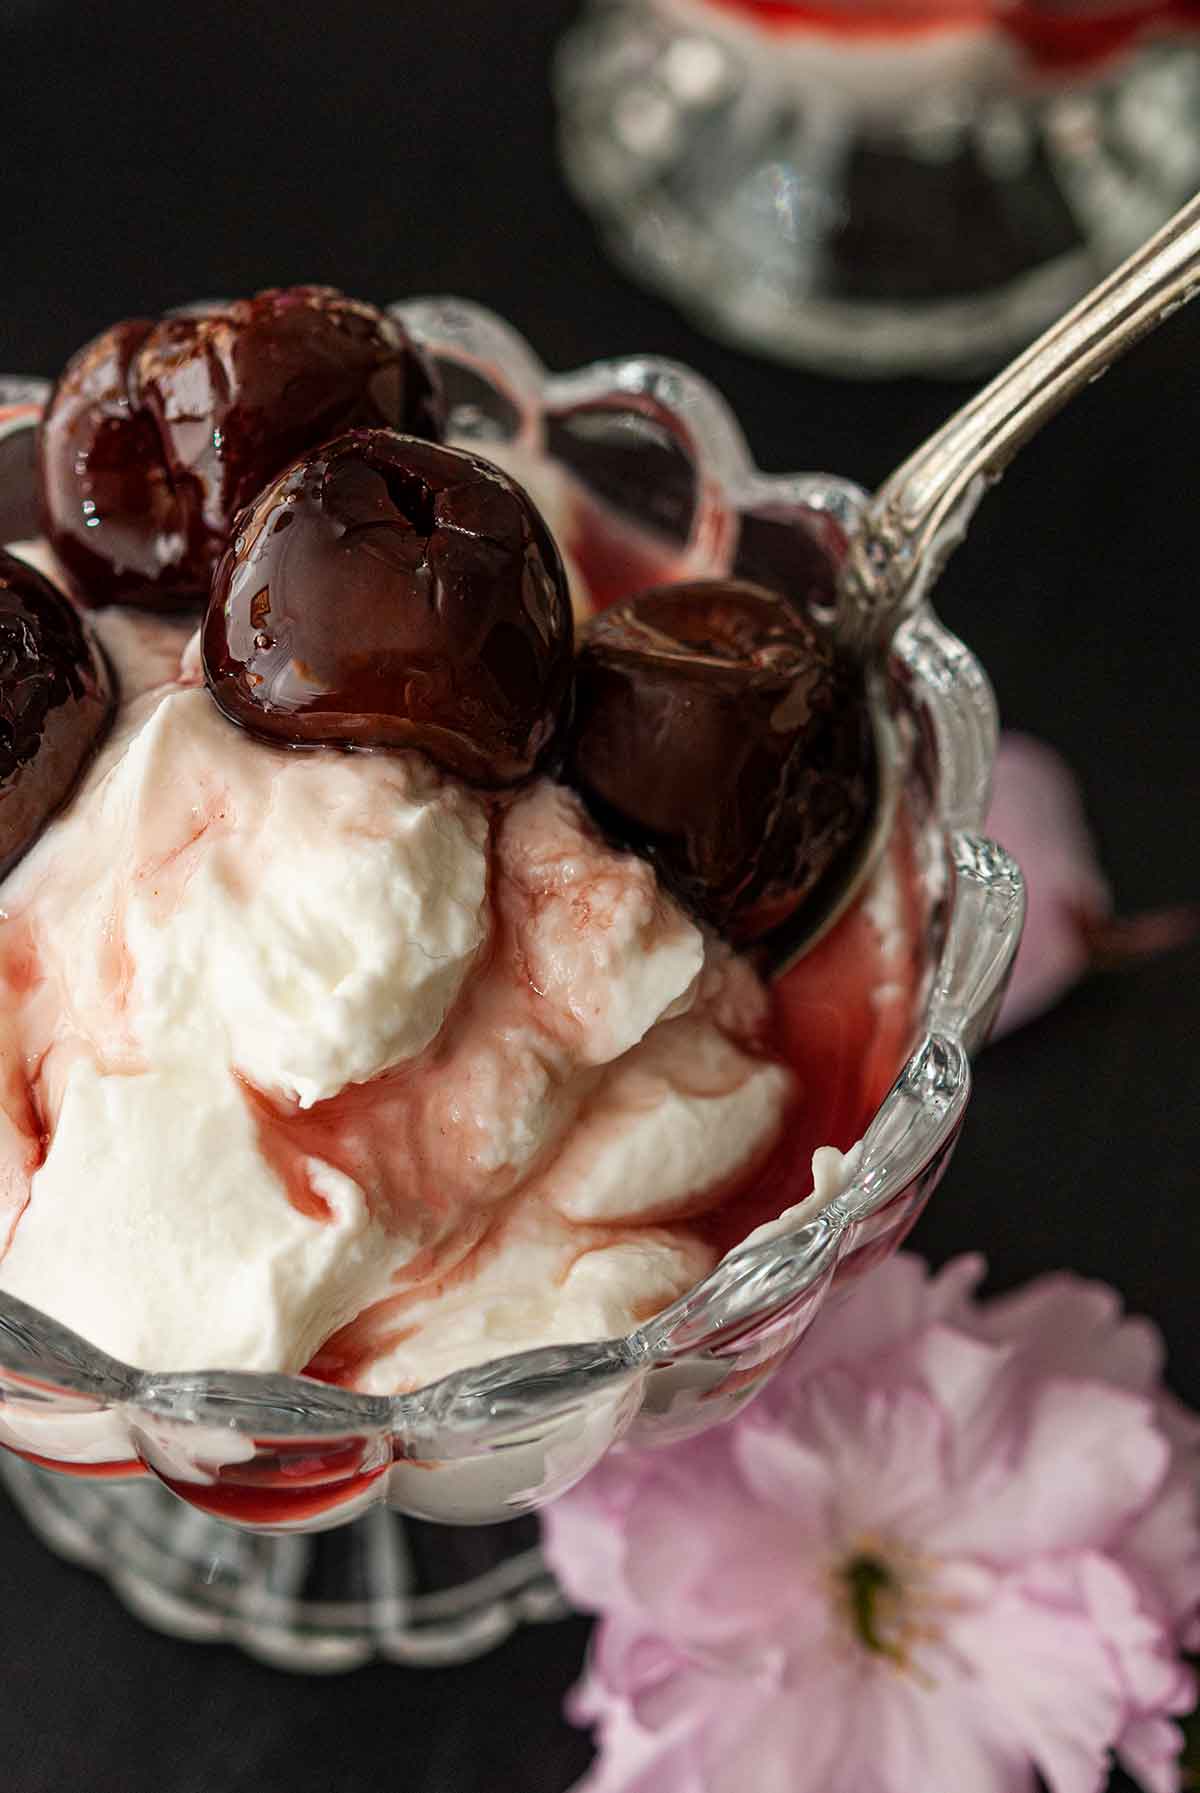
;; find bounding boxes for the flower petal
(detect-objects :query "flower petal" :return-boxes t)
[967,1274,1166,1398]
[763,1255,985,1412]
[1119,1471,1200,1636]
[754,1372,956,1540]
[908,1324,1018,1488]
[986,733,1110,1036]
[861,1664,1035,1793]
[1074,1553,1186,1720]
[731,1414,838,1529]
[543,1447,654,1616]
[620,1446,812,1650]
[589,1619,692,1711]
[950,1573,1126,1793]
[1117,1714,1187,1793]
[571,1697,700,1793]
[703,1655,857,1793]
[935,1380,1169,1562]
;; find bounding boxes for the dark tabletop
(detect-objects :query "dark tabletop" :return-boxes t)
[0,3,1197,1789]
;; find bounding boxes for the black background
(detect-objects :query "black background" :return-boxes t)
[0,3,1197,1789]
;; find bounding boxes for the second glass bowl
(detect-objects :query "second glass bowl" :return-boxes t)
[557,0,1200,375]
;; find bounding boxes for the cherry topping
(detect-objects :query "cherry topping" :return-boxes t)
[203,431,574,785]
[0,551,115,879]
[564,579,876,943]
[39,286,444,610]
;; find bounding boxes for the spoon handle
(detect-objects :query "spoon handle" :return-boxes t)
[838,191,1200,655]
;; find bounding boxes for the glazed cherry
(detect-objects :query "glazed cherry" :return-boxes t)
[39,286,444,610]
[564,579,875,943]
[0,551,115,879]
[203,431,574,785]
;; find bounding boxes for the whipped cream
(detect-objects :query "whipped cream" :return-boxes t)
[539,1012,789,1224]
[4,682,490,1111]
[130,694,489,1109]
[0,610,809,1388]
[352,1205,715,1394]
[499,779,704,1066]
[0,1056,389,1372]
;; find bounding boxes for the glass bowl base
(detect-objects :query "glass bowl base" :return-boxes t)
[0,1454,566,1673]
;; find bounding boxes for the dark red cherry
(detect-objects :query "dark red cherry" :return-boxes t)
[36,318,181,605]
[0,551,115,879]
[0,405,47,545]
[39,286,444,610]
[203,431,574,785]
[564,579,875,943]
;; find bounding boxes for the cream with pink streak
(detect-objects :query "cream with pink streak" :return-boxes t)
[0,614,799,1385]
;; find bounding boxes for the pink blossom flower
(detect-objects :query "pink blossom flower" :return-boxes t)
[545,1255,1200,1793]
[986,733,1196,1038]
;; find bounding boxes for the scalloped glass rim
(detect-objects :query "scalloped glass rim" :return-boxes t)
[0,315,1024,1517]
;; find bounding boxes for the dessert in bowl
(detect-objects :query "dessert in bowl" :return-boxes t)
[0,291,1019,1658]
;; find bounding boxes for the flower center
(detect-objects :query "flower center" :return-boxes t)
[841,1552,905,1661]
[834,1544,941,1678]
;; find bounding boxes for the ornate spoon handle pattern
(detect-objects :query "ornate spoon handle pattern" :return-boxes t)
[838,192,1200,655]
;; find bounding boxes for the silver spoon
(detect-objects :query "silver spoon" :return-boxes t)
[764,189,1200,979]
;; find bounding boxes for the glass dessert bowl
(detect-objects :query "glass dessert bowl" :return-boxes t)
[0,301,1022,1669]
[556,0,1200,374]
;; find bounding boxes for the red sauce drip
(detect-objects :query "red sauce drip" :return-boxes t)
[154,1440,387,1526]
[691,810,924,1255]
[303,1307,420,1388]
[702,0,991,37]
[699,0,1199,68]
[302,1212,495,1388]
[566,497,683,614]
[1005,1,1197,69]
[96,895,136,1018]
[0,923,47,1250]
[0,925,42,1000]
[240,1078,335,1223]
